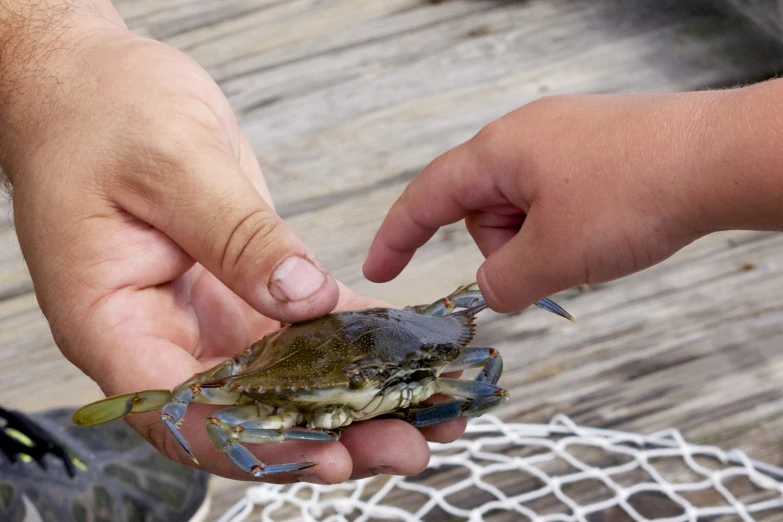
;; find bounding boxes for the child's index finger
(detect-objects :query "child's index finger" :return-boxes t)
[363,143,500,282]
[362,193,451,282]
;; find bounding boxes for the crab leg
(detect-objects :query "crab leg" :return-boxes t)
[206,423,316,477]
[161,386,240,464]
[397,347,508,428]
[403,394,509,428]
[535,299,575,322]
[160,348,269,464]
[476,350,504,385]
[407,282,484,316]
[434,378,508,400]
[72,390,173,426]
[442,347,503,385]
[204,405,338,478]
[408,282,574,321]
[400,385,509,427]
[461,394,508,417]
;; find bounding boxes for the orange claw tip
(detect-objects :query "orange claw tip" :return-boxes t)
[72,390,173,426]
[495,390,511,399]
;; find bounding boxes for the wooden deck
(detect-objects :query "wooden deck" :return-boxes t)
[3,0,783,519]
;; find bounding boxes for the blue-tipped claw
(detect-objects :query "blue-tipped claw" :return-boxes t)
[254,461,317,477]
[406,400,467,428]
[205,421,317,477]
[535,298,575,322]
[163,413,198,465]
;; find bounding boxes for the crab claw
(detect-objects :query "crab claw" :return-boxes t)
[535,298,576,322]
[72,390,173,426]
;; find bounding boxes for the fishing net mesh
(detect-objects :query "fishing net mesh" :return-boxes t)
[217,414,783,522]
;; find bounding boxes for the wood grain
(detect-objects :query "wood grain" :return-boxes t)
[3,0,783,519]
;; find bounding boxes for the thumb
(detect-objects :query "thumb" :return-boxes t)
[115,144,339,323]
[476,212,582,314]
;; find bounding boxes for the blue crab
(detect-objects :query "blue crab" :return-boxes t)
[72,283,572,478]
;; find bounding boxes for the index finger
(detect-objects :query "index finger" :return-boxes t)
[363,142,502,282]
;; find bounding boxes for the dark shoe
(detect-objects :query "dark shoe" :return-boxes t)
[0,406,210,522]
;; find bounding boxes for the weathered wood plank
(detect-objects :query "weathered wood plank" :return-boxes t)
[119,1,783,214]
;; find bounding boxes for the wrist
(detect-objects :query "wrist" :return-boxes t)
[0,0,128,183]
[0,0,125,35]
[602,90,732,248]
[686,80,783,234]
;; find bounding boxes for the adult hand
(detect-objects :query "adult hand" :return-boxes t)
[0,2,463,482]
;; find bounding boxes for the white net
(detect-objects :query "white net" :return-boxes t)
[217,414,783,522]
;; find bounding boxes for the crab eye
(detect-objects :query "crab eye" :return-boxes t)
[349,374,366,390]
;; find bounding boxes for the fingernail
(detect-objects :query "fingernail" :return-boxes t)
[372,466,398,476]
[297,475,328,485]
[269,256,327,302]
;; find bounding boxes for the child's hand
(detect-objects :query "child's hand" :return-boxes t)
[365,88,773,312]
